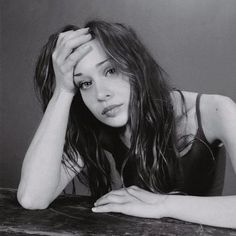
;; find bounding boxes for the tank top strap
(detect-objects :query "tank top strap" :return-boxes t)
[195,93,203,131]
[195,93,211,145]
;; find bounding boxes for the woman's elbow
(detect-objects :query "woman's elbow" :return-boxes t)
[17,190,50,210]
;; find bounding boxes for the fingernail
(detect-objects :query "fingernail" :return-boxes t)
[92,207,97,212]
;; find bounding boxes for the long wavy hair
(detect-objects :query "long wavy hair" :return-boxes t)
[34,20,184,199]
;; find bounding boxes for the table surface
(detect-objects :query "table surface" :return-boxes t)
[0,188,236,236]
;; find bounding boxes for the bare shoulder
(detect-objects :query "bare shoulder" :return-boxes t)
[200,93,236,120]
[201,93,235,108]
[171,90,236,143]
[171,90,235,117]
[196,93,236,142]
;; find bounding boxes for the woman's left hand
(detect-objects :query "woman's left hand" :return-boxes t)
[92,185,168,218]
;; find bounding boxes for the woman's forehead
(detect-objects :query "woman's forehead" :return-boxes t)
[74,39,108,74]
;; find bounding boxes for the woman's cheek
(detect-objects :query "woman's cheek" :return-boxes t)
[81,93,94,109]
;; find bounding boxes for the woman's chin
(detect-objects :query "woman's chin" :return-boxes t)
[100,116,128,128]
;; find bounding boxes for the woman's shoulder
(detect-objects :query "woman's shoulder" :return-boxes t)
[171,90,234,115]
[198,93,236,142]
[172,90,236,142]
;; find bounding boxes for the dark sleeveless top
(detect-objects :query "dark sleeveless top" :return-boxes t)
[179,94,225,196]
[102,94,225,196]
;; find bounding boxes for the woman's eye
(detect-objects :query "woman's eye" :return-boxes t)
[79,81,92,90]
[105,67,117,77]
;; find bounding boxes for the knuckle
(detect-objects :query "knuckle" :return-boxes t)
[58,32,65,39]
[82,34,92,42]
[128,188,135,194]
[85,33,92,39]
[130,185,138,190]
[57,33,65,44]
[52,52,58,61]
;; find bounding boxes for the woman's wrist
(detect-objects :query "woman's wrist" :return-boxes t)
[52,87,75,102]
[160,194,187,219]
[159,194,172,218]
[149,194,171,219]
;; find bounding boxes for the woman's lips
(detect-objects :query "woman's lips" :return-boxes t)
[102,104,123,117]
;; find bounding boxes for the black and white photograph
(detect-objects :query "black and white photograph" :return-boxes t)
[1,0,236,235]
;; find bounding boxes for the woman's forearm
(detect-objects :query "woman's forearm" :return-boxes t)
[164,194,236,228]
[17,89,74,209]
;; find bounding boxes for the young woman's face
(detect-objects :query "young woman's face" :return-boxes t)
[74,39,130,127]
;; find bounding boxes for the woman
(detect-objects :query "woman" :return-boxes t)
[17,20,236,228]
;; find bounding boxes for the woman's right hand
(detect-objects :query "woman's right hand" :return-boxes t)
[52,28,92,95]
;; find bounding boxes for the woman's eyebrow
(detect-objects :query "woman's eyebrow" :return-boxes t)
[96,58,110,68]
[74,58,110,77]
[73,72,82,77]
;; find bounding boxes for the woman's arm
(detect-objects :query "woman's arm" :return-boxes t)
[166,95,236,228]
[165,94,236,228]
[93,94,236,228]
[17,90,78,209]
[92,186,236,228]
[17,28,92,209]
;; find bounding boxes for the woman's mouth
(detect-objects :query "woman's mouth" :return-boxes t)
[102,104,123,117]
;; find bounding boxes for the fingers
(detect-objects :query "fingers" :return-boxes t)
[92,202,142,215]
[55,29,92,62]
[62,45,92,73]
[92,189,128,213]
[92,202,162,218]
[57,34,92,62]
[95,186,159,207]
[92,203,124,213]
[94,189,127,206]
[94,186,142,207]
[126,186,145,197]
[92,186,166,218]
[57,27,90,46]
[94,194,128,207]
[51,27,93,93]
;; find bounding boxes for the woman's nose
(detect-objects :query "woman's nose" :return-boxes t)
[95,83,112,101]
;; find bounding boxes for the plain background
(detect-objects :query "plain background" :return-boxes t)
[0,0,236,195]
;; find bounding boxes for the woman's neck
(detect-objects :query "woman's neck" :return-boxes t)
[119,125,131,148]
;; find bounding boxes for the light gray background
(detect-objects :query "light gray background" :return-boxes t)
[1,0,236,195]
